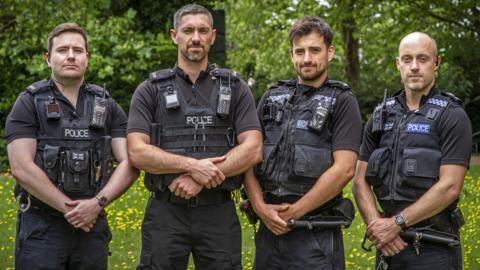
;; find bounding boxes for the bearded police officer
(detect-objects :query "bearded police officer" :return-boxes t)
[353,32,471,270]
[243,16,362,270]
[127,4,262,270]
[5,23,137,269]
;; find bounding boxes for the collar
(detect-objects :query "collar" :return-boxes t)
[295,77,329,96]
[395,84,440,109]
[174,63,215,83]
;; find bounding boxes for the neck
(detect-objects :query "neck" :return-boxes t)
[405,81,434,111]
[298,72,327,89]
[51,75,83,94]
[177,55,208,83]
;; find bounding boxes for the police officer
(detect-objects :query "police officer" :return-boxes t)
[353,32,471,270]
[243,16,362,270]
[5,23,137,269]
[127,4,262,270]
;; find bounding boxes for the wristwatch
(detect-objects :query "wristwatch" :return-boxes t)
[95,194,108,208]
[394,213,407,229]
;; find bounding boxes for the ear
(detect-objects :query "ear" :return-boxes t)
[170,29,178,45]
[210,28,217,45]
[44,52,51,67]
[434,56,441,71]
[327,45,335,62]
[396,56,400,70]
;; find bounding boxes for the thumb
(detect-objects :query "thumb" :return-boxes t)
[65,201,79,207]
[276,204,290,211]
[209,156,226,163]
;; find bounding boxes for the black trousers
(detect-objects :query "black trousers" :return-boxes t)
[376,241,462,270]
[15,210,111,270]
[137,196,242,270]
[254,223,345,270]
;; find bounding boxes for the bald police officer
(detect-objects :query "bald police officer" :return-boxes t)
[353,32,471,270]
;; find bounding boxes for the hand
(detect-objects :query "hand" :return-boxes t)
[278,203,302,222]
[188,156,226,189]
[169,175,203,199]
[64,199,102,231]
[256,203,290,235]
[367,217,401,249]
[378,236,408,256]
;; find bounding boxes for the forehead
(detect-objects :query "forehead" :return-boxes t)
[398,36,435,57]
[178,14,212,28]
[292,32,326,49]
[52,32,86,48]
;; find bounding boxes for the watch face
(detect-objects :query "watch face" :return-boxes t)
[395,215,405,226]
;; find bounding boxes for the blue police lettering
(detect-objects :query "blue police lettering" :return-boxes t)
[406,123,430,134]
[186,115,214,125]
[64,128,90,138]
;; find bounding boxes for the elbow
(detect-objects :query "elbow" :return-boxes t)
[127,146,143,170]
[10,164,28,185]
[250,144,263,167]
[343,164,356,183]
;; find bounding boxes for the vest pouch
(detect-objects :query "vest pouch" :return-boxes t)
[63,150,92,195]
[255,143,276,177]
[290,144,331,180]
[398,147,440,193]
[365,147,390,186]
[42,145,60,184]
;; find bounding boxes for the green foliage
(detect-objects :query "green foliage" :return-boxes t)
[219,0,480,125]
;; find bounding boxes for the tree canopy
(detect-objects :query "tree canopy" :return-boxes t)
[0,0,478,170]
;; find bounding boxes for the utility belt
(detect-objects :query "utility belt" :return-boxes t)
[154,190,232,207]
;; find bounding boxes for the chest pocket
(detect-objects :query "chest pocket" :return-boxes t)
[290,144,332,181]
[63,150,93,195]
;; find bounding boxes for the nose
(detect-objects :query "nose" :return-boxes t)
[192,30,201,42]
[303,51,313,63]
[410,59,419,71]
[67,48,75,60]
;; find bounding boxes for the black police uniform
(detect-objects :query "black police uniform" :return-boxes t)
[5,80,128,270]
[360,85,472,270]
[254,79,362,270]
[127,65,261,270]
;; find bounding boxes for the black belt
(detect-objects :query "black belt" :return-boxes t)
[154,191,231,207]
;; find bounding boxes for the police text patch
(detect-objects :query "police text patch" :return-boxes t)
[405,123,431,134]
[185,115,215,126]
[63,128,90,138]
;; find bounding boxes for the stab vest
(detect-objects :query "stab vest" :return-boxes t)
[256,79,350,202]
[144,68,242,192]
[365,88,461,215]
[25,80,114,199]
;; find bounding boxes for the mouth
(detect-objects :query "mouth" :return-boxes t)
[63,65,79,69]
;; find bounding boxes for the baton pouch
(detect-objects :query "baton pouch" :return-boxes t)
[43,145,60,183]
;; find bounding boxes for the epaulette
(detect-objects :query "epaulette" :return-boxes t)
[149,69,175,83]
[325,80,350,91]
[441,91,462,106]
[25,80,52,95]
[210,68,240,80]
[86,84,111,97]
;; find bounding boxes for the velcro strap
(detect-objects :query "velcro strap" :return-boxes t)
[162,127,229,137]
[162,140,231,149]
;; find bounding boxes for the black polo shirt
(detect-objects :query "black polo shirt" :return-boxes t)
[360,85,472,166]
[5,80,127,144]
[127,65,261,135]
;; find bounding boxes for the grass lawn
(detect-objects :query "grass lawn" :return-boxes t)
[0,166,479,269]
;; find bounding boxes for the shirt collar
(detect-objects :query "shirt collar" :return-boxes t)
[396,84,440,109]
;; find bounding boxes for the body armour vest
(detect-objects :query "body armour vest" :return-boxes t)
[365,89,461,215]
[144,68,242,192]
[25,80,114,199]
[256,79,349,202]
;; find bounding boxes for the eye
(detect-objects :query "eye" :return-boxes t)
[199,28,209,34]
[294,49,305,55]
[183,28,194,34]
[402,56,412,63]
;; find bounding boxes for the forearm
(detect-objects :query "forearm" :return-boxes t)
[13,163,71,213]
[128,133,195,174]
[215,130,262,177]
[96,160,139,204]
[401,165,466,227]
[243,168,266,211]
